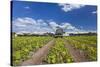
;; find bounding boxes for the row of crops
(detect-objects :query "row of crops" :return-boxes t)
[65,35,97,61]
[12,35,97,66]
[12,36,53,66]
[43,38,73,64]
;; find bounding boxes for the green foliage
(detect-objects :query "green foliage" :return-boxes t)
[65,35,97,61]
[12,35,97,66]
[43,38,73,64]
[12,36,52,66]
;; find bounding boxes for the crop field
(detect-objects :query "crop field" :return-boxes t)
[12,36,53,65]
[11,35,97,66]
[11,1,97,66]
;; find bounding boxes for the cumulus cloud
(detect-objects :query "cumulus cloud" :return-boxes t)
[48,20,79,32]
[12,17,79,33]
[58,3,85,12]
[12,17,53,33]
[13,17,36,27]
[48,21,59,31]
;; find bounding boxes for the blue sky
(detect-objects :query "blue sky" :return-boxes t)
[11,1,97,33]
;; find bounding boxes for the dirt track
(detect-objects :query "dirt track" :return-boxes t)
[21,39,55,66]
[64,39,89,62]
[21,38,89,66]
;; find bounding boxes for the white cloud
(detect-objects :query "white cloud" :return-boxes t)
[12,17,53,33]
[58,3,85,12]
[48,21,59,31]
[13,17,36,27]
[12,17,80,33]
[48,21,79,31]
[92,11,97,14]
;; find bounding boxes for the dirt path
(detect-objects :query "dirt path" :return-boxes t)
[21,39,55,66]
[63,39,89,62]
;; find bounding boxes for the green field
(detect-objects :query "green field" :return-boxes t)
[12,35,97,66]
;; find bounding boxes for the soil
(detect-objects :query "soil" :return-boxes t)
[63,39,89,62]
[21,39,55,66]
[21,38,89,66]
